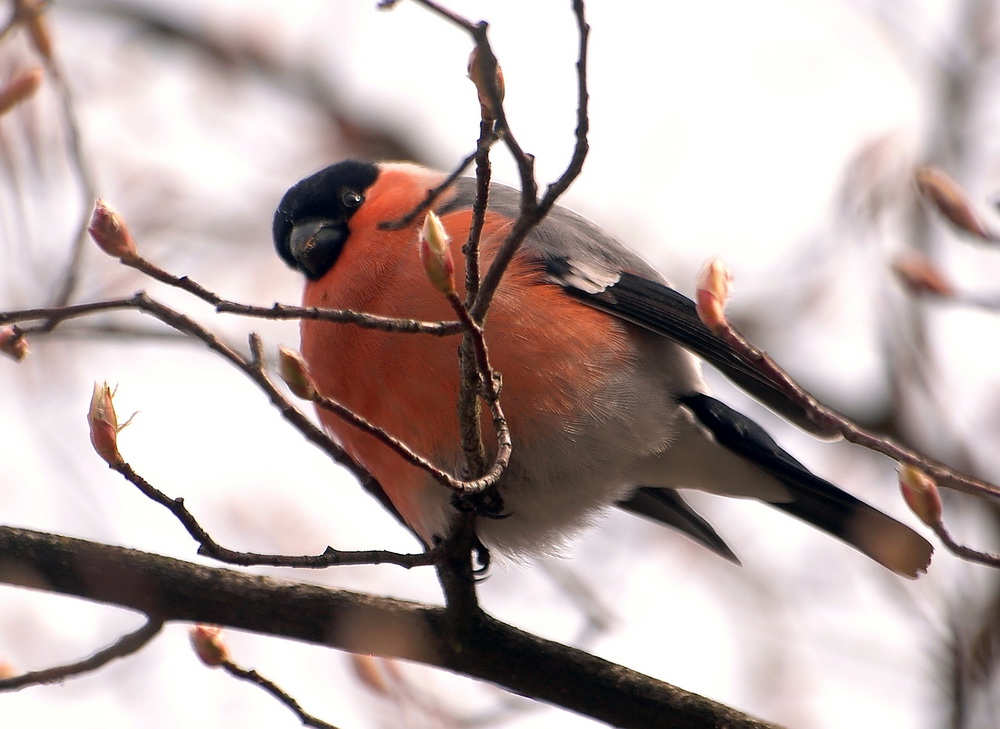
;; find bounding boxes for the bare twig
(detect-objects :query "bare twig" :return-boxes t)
[406,0,477,32]
[932,521,1000,568]
[221,661,342,729]
[2,295,156,333]
[709,313,1000,502]
[26,3,101,309]
[310,389,468,491]
[308,338,509,498]
[3,291,462,338]
[0,618,163,691]
[469,0,590,321]
[217,300,462,335]
[454,48,502,481]
[444,291,511,496]
[121,251,464,335]
[378,148,481,231]
[192,627,344,729]
[3,291,442,557]
[106,457,436,569]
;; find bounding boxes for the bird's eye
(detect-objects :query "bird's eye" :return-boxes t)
[342,189,363,208]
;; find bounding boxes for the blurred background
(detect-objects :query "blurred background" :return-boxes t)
[2,0,1000,727]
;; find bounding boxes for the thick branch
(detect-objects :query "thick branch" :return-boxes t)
[0,526,779,729]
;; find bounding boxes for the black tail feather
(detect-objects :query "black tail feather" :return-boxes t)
[678,393,933,577]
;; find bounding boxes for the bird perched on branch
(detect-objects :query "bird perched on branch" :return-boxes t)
[273,159,932,577]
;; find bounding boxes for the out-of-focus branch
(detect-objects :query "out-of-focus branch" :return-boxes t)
[8,0,103,308]
[78,0,425,162]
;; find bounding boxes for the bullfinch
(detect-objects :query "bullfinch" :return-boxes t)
[273,159,933,577]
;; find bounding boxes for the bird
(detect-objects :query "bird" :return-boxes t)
[272,159,933,577]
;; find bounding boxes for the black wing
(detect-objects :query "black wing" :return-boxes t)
[678,393,932,577]
[447,177,839,439]
[547,259,839,439]
[617,487,740,565]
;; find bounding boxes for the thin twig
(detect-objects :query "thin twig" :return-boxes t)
[378,148,480,230]
[932,522,1000,568]
[0,618,163,691]
[217,300,462,335]
[407,0,477,32]
[33,3,100,309]
[107,458,436,569]
[465,127,494,305]
[469,0,590,321]
[221,661,342,729]
[454,51,502,478]
[711,318,1000,501]
[2,296,151,332]
[445,291,511,495]
[4,291,442,562]
[3,291,463,337]
[537,0,591,211]
[121,255,223,305]
[311,356,509,498]
[310,391,469,492]
[121,252,465,335]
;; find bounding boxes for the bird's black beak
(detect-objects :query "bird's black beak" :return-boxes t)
[289,220,348,280]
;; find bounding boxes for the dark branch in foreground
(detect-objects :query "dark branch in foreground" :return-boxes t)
[0,526,780,729]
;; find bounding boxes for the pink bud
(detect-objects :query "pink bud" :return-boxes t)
[695,258,733,333]
[467,47,505,119]
[88,382,123,467]
[899,465,943,528]
[914,166,994,242]
[278,347,318,400]
[891,253,954,298]
[88,200,139,262]
[189,624,229,667]
[419,211,456,295]
[349,654,392,695]
[0,68,42,116]
[0,326,28,361]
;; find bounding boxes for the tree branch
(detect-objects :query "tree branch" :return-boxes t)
[107,457,437,569]
[0,526,780,729]
[0,618,162,691]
